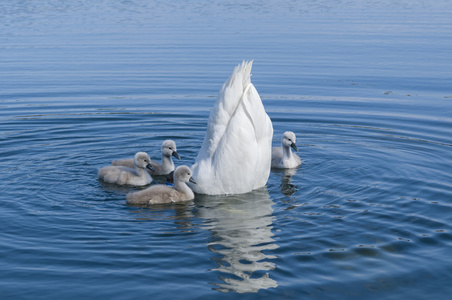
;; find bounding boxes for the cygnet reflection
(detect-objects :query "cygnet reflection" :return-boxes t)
[274,168,299,197]
[195,188,278,293]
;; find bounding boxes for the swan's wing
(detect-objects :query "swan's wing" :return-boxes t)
[98,166,120,183]
[111,158,134,169]
[271,147,283,167]
[192,61,273,195]
[127,185,173,205]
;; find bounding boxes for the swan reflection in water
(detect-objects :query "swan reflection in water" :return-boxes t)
[195,188,278,293]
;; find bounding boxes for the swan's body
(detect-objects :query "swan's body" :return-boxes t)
[190,61,273,195]
[98,152,154,186]
[126,165,195,205]
[112,140,180,175]
[271,131,301,169]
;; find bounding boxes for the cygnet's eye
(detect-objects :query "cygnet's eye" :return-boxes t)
[168,147,172,150]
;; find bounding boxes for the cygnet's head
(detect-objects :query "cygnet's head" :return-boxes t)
[161,140,180,159]
[174,165,196,184]
[282,131,298,152]
[134,152,156,172]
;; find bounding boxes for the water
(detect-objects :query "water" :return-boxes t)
[1,1,452,299]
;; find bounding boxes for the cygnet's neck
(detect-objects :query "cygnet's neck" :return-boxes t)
[282,144,293,162]
[134,165,147,176]
[161,154,175,169]
[174,180,194,198]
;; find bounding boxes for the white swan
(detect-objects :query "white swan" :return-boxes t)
[190,61,273,195]
[112,140,180,175]
[98,152,155,186]
[126,165,196,205]
[271,131,301,169]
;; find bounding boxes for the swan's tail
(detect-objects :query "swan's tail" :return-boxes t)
[205,60,255,157]
[191,61,273,195]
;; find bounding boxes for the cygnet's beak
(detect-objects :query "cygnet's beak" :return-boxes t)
[146,164,156,172]
[290,142,299,152]
[189,177,196,184]
[172,151,181,160]
[166,171,174,184]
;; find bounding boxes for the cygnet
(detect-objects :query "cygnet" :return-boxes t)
[98,152,155,186]
[126,165,196,205]
[112,140,180,175]
[271,131,301,169]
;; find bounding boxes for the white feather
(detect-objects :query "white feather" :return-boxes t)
[191,61,273,195]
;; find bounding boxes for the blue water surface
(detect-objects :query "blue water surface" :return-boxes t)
[1,1,452,299]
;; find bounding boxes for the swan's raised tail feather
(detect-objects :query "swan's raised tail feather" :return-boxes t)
[191,61,273,195]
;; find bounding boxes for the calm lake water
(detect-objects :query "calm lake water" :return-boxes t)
[1,1,452,299]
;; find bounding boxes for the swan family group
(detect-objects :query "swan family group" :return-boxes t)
[98,61,301,205]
